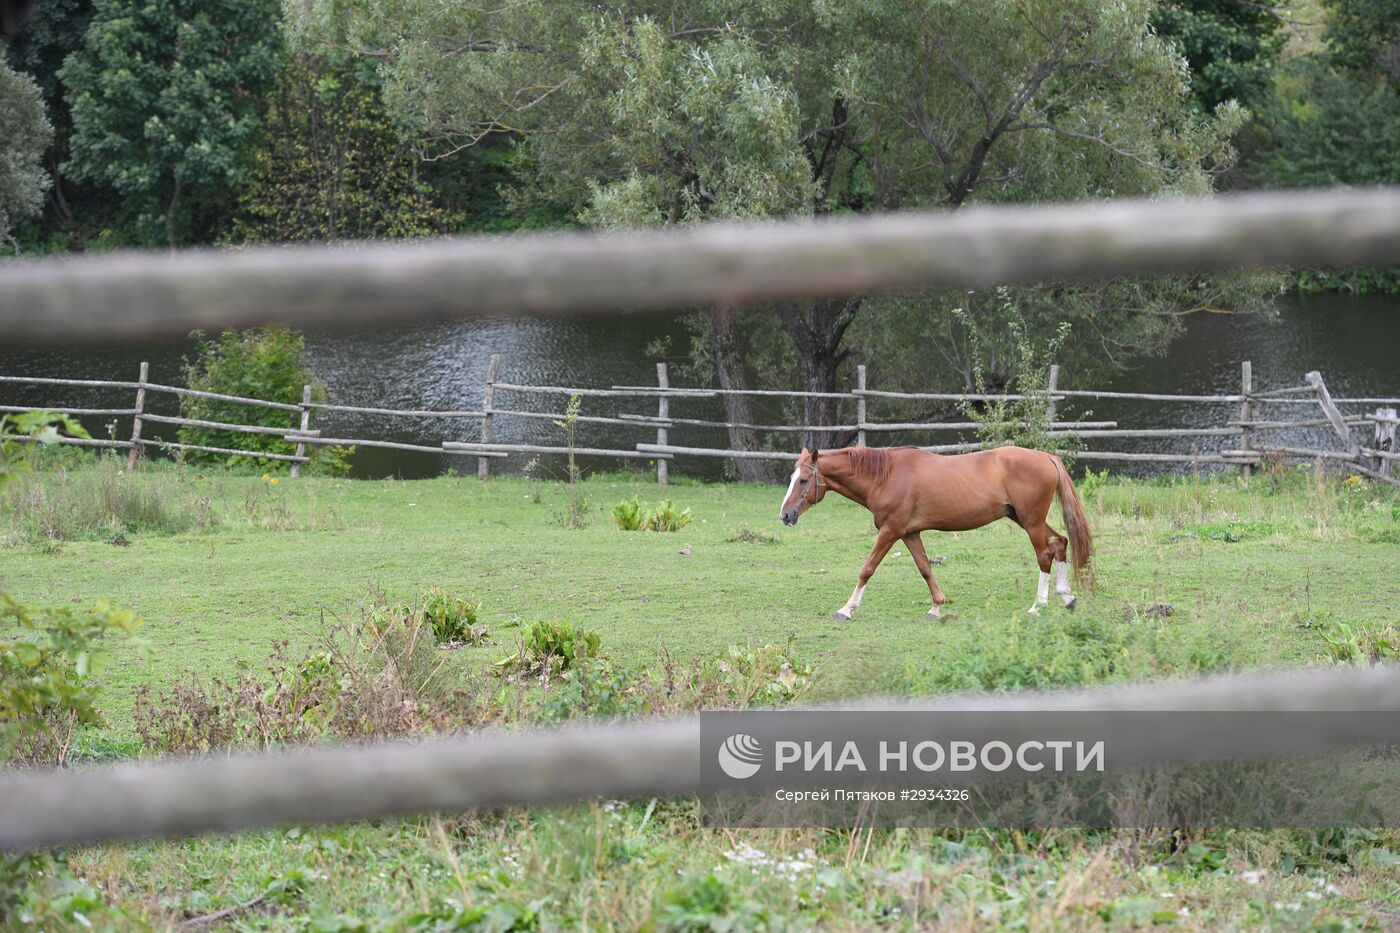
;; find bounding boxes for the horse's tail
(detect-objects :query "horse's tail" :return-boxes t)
[1052,456,1095,592]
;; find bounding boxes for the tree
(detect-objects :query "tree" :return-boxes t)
[59,0,282,246]
[3,0,91,244]
[0,57,52,250]
[1152,0,1287,112]
[306,0,1251,461]
[226,53,463,243]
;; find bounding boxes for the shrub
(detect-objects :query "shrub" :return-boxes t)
[496,620,602,679]
[1321,622,1400,666]
[0,593,142,767]
[178,326,351,473]
[0,411,89,492]
[537,663,646,724]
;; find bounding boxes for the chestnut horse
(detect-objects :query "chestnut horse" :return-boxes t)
[778,446,1092,620]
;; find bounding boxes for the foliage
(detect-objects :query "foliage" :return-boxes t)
[134,598,510,753]
[495,620,602,678]
[1322,0,1400,76]
[1247,0,1400,291]
[1152,0,1288,112]
[0,593,141,767]
[227,52,463,243]
[0,59,53,249]
[409,588,487,646]
[303,0,1251,435]
[554,394,588,528]
[705,641,814,707]
[1320,621,1400,665]
[611,495,645,531]
[178,325,350,473]
[537,663,646,724]
[0,410,88,492]
[955,293,1082,458]
[612,496,693,532]
[59,0,283,245]
[902,611,1247,695]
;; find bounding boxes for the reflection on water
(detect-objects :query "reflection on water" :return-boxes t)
[2,293,1396,479]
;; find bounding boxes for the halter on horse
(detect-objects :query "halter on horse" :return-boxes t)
[779,445,1093,620]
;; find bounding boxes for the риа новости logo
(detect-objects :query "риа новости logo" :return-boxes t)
[718,733,763,779]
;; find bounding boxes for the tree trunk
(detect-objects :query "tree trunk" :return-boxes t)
[778,296,862,452]
[708,304,773,483]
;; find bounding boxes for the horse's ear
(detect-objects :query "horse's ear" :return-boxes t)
[811,447,819,463]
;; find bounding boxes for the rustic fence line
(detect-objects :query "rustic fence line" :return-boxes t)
[4,360,1396,484]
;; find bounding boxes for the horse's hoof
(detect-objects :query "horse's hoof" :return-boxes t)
[924,611,941,622]
[1027,606,1042,616]
[833,611,852,621]
[1064,596,1077,612]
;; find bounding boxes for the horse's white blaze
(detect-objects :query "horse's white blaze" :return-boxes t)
[1028,570,1051,613]
[780,465,800,517]
[1054,560,1074,605]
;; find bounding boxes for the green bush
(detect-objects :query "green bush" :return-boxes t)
[0,593,142,767]
[705,641,815,706]
[178,326,351,473]
[412,588,487,646]
[611,496,645,531]
[0,411,89,492]
[611,496,693,532]
[496,620,602,677]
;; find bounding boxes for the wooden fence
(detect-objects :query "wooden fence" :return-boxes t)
[4,361,1396,485]
[3,187,1400,851]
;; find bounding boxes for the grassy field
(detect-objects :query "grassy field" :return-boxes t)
[2,454,1399,930]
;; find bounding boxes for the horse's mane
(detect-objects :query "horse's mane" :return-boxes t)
[844,446,894,484]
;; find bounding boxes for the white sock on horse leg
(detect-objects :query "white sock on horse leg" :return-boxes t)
[837,584,865,619]
[1028,571,1050,613]
[1055,560,1074,605]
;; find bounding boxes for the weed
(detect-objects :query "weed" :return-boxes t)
[496,619,602,679]
[612,496,693,532]
[1320,622,1400,666]
[725,528,780,545]
[411,588,487,646]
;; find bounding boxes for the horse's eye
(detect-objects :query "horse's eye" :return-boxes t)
[799,477,808,484]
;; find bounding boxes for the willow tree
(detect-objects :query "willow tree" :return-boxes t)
[295,0,1254,460]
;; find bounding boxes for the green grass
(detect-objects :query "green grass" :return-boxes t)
[3,457,1400,929]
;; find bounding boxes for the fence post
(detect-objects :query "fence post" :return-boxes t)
[126,361,148,470]
[1239,361,1253,480]
[1045,363,1059,427]
[1373,407,1397,479]
[1305,370,1360,459]
[478,354,501,481]
[656,362,669,486]
[856,364,867,447]
[291,384,311,479]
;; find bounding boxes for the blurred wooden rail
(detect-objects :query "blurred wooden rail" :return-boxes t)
[3,665,1400,851]
[4,188,1400,343]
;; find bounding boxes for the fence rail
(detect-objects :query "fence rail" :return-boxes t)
[3,665,1400,852]
[5,361,1396,483]
[7,188,1400,344]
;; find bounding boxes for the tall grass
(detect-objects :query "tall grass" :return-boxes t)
[1,456,215,545]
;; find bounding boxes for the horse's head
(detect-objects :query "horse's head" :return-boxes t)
[779,448,825,526]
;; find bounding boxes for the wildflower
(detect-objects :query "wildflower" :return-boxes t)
[1240,869,1266,884]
